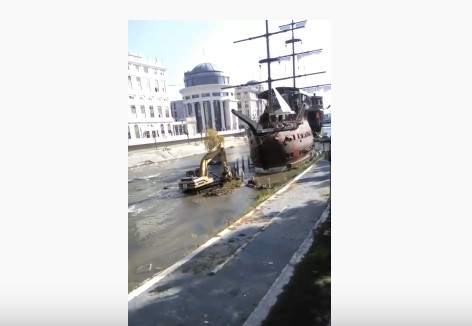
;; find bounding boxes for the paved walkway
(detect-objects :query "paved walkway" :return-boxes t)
[128,159,331,326]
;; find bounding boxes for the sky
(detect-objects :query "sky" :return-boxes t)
[128,20,331,103]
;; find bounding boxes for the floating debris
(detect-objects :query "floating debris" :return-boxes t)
[136,263,152,274]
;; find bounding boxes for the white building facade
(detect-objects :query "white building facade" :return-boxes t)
[128,53,185,146]
[235,80,266,126]
[179,63,240,134]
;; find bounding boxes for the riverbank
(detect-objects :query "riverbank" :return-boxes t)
[128,159,331,325]
[128,136,248,168]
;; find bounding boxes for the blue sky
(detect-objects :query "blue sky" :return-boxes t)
[128,20,331,101]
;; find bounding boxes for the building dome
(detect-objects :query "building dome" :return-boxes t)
[191,63,220,74]
[184,62,230,87]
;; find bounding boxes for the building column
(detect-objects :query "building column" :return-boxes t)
[199,101,205,131]
[226,100,233,130]
[220,100,225,131]
[210,101,216,130]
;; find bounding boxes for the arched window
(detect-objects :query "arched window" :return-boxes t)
[134,125,140,139]
[152,130,156,138]
[160,124,165,136]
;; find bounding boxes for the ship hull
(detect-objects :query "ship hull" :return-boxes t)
[249,120,314,174]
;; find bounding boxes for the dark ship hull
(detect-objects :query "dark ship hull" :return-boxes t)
[232,87,317,174]
[248,120,314,174]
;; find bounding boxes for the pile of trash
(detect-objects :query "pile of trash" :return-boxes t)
[203,186,233,197]
[246,177,270,190]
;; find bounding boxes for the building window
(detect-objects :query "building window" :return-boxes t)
[185,96,190,100]
[140,105,146,117]
[153,69,157,74]
[223,92,229,96]
[160,124,165,135]
[237,102,242,109]
[144,66,148,73]
[162,81,166,93]
[146,131,150,138]
[154,80,159,92]
[165,107,170,117]
[192,94,199,98]
[167,124,172,135]
[136,77,142,90]
[145,78,151,91]
[212,92,221,96]
[128,126,131,139]
[128,76,133,89]
[187,103,193,116]
[150,106,154,118]
[230,93,233,96]
[245,103,249,108]
[131,105,137,116]
[158,106,163,117]
[202,93,210,97]
[135,65,139,72]
[134,125,140,138]
[152,130,156,138]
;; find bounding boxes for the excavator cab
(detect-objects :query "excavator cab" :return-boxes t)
[185,168,201,178]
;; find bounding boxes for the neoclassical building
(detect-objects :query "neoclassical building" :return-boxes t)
[235,80,266,126]
[128,53,189,146]
[179,63,239,134]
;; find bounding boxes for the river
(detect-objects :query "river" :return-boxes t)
[128,145,257,292]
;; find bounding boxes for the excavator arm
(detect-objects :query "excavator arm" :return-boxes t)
[199,143,227,177]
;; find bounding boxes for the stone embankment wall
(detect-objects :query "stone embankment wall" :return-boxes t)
[128,136,248,168]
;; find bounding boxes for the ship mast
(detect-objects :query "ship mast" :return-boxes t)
[264,21,273,111]
[233,20,306,109]
[280,20,302,88]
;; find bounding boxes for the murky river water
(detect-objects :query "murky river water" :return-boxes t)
[128,146,260,292]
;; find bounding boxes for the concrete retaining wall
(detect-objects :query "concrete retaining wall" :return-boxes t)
[128,136,248,168]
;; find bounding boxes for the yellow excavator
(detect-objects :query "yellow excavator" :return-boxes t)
[178,143,232,194]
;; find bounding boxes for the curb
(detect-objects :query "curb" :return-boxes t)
[243,202,331,326]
